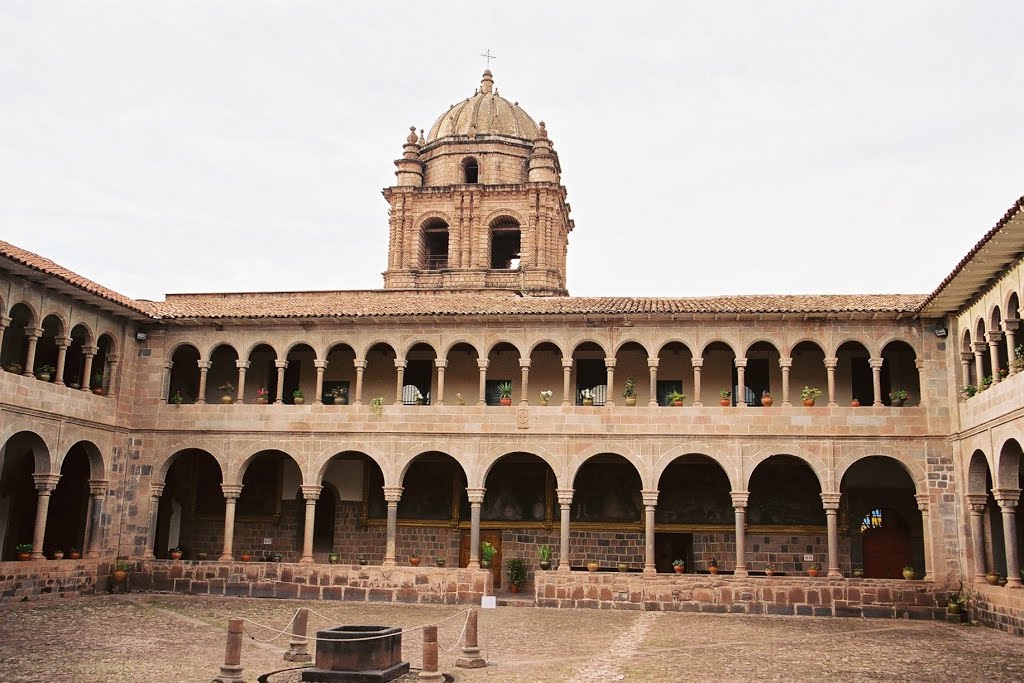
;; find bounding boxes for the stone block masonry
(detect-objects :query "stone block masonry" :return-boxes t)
[0,559,110,602]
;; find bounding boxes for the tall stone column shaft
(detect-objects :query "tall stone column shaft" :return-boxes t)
[869,358,884,406]
[731,491,750,576]
[435,359,447,405]
[161,361,173,403]
[219,485,243,561]
[383,487,403,566]
[973,342,986,389]
[915,493,933,581]
[689,358,701,406]
[53,337,71,386]
[476,359,488,406]
[604,358,616,406]
[30,474,60,558]
[300,485,321,563]
[987,332,1003,383]
[235,360,249,403]
[995,490,1022,588]
[642,490,658,574]
[85,479,108,558]
[313,360,327,405]
[22,329,42,377]
[196,360,210,404]
[561,359,572,406]
[394,359,407,404]
[274,360,288,404]
[353,360,366,405]
[820,492,842,577]
[556,489,573,572]
[519,360,530,406]
[967,497,988,581]
[144,483,165,560]
[779,358,792,406]
[824,357,838,406]
[1005,319,1020,375]
[960,353,973,389]
[467,488,485,569]
[734,358,747,407]
[649,357,661,407]
[80,346,97,392]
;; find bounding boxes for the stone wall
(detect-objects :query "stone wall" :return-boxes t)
[971,584,1024,637]
[0,559,110,603]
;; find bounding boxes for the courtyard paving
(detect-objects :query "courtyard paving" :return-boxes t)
[0,594,1022,682]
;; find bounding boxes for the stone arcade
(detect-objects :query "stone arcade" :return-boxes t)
[1,70,1023,636]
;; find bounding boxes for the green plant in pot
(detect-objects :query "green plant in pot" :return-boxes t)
[35,364,55,382]
[218,382,235,404]
[889,388,908,407]
[498,381,513,406]
[292,389,304,405]
[622,378,638,406]
[801,386,822,406]
[947,580,966,615]
[538,545,552,570]
[480,541,496,569]
[507,558,527,593]
[672,559,685,574]
[357,553,368,566]
[328,551,339,564]
[15,543,33,560]
[902,564,915,580]
[666,390,686,407]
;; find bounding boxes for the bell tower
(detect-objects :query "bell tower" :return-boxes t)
[382,70,573,296]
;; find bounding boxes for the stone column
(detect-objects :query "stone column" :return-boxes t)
[53,337,71,386]
[820,492,842,577]
[869,358,884,406]
[143,483,165,560]
[995,489,1022,588]
[517,359,531,405]
[0,317,9,357]
[392,359,406,404]
[382,486,403,566]
[642,490,658,574]
[960,352,973,389]
[219,484,243,561]
[353,360,366,405]
[915,493,933,581]
[689,358,701,407]
[22,328,42,376]
[649,357,661,407]
[731,491,750,576]
[300,485,321,563]
[556,489,573,572]
[988,332,1004,383]
[161,360,173,403]
[973,342,987,388]
[434,359,447,405]
[84,479,108,558]
[196,360,211,404]
[106,355,119,398]
[604,358,616,406]
[1005,319,1020,375]
[274,360,288,404]
[235,360,249,403]
[966,494,989,581]
[313,360,327,405]
[915,359,926,406]
[561,358,573,406]
[476,359,489,405]
[779,357,792,406]
[30,473,60,558]
[734,358,747,407]
[466,488,485,569]
[824,357,838,406]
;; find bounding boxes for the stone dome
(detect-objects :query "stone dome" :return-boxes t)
[426,70,539,143]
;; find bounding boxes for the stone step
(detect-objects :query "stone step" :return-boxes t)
[495,593,535,607]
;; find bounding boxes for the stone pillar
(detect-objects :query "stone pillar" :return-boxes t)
[284,608,312,663]
[649,357,661,407]
[383,486,403,566]
[144,483,165,560]
[106,355,119,398]
[604,358,616,407]
[353,359,366,405]
[966,494,989,581]
[0,317,9,357]
[642,490,658,574]
[476,359,488,405]
[869,358,884,406]
[960,352,973,389]
[915,359,926,406]
[988,332,1004,383]
[734,358,747,407]
[313,359,327,404]
[30,473,60,558]
[915,493,933,581]
[689,358,701,407]
[274,359,288,404]
[820,492,842,577]
[779,357,792,406]
[53,336,71,386]
[84,479,108,558]
[467,488,485,569]
[214,618,246,683]
[1005,319,1020,375]
[80,345,97,391]
[519,359,530,406]
[160,360,173,403]
[219,484,243,561]
[561,357,573,406]
[731,491,750,576]
[22,328,42,377]
[973,342,986,389]
[235,360,249,403]
[995,489,1022,588]
[434,359,447,405]
[196,360,211,404]
[556,488,573,572]
[394,359,407,404]
[824,357,838,406]
[300,485,321,563]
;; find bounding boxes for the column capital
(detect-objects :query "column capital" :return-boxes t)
[55,336,72,349]
[734,357,747,369]
[26,327,43,340]
[300,484,322,501]
[196,360,211,370]
[960,352,974,363]
[353,359,367,370]
[868,357,884,369]
[778,357,792,369]
[88,479,109,497]
[107,354,119,366]
[83,345,99,358]
[603,357,617,369]
[641,489,659,507]
[730,491,750,509]
[383,486,404,503]
[1004,317,1021,332]
[965,493,988,511]
[476,358,489,370]
[221,483,244,500]
[518,358,531,369]
[313,359,328,370]
[32,473,61,492]
[235,359,251,369]
[0,315,10,328]
[435,358,449,369]
[994,489,1021,508]
[150,482,166,499]
[824,357,838,369]
[561,357,573,369]
[556,488,574,506]
[687,358,700,369]
[973,342,987,355]
[274,359,289,370]
[163,361,174,370]
[987,331,1004,344]
[394,358,407,370]
[819,492,842,510]
[466,487,486,504]
[914,493,930,513]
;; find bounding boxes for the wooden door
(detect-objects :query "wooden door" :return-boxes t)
[460,530,502,589]
[862,525,912,578]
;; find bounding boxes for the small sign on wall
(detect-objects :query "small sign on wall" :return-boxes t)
[803,554,814,562]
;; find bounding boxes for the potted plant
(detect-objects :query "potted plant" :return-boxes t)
[850,397,861,407]
[240,551,252,562]
[902,565,915,580]
[507,558,527,593]
[435,556,446,568]
[170,390,184,406]
[455,392,466,406]
[538,545,552,570]
[292,389,305,405]
[889,388,908,407]
[497,381,513,406]
[15,543,32,561]
[586,560,600,572]
[51,549,64,560]
[480,541,496,569]
[413,388,425,405]
[271,552,284,563]
[539,390,552,406]
[761,390,773,407]
[617,562,629,572]
[764,562,776,577]
[69,547,81,560]
[169,546,183,561]
[35,364,55,382]
[409,552,421,567]
[963,384,978,398]
[980,375,993,391]
[801,386,822,407]
[985,570,999,585]
[947,581,966,615]
[622,378,638,406]
[719,390,731,407]
[330,387,349,405]
[218,382,235,404]
[1013,344,1024,371]
[358,554,368,566]
[666,390,686,407]
[807,563,821,577]
[852,565,865,578]
[370,397,385,416]
[112,560,131,585]
[997,367,1009,380]
[328,551,339,564]
[5,363,22,374]
[91,372,105,395]
[579,388,595,406]
[708,558,719,575]
[672,559,685,574]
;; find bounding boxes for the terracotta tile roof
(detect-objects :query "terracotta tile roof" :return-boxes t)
[154,290,925,320]
[0,240,154,316]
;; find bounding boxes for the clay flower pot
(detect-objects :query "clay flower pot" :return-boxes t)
[807,568,820,577]
[708,566,719,575]
[624,396,637,406]
[765,569,775,577]
[803,399,815,407]
[586,561,599,572]
[410,556,421,567]
[499,397,512,406]
[112,569,128,584]
[509,584,520,593]
[761,395,774,407]
[853,568,865,578]
[240,552,252,562]
[52,551,64,560]
[673,565,684,574]
[986,572,1000,585]
[902,568,916,580]
[719,399,731,406]
[220,394,233,404]
[17,552,31,561]
[169,550,182,561]
[617,563,628,573]
[850,399,861,407]
[69,551,81,560]
[582,398,594,406]
[539,560,551,571]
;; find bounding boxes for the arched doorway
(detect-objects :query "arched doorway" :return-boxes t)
[315,451,387,564]
[655,454,732,573]
[167,344,200,404]
[747,455,825,575]
[571,454,642,569]
[43,443,94,556]
[881,341,920,405]
[155,449,224,559]
[395,452,468,566]
[1,303,34,374]
[0,431,48,560]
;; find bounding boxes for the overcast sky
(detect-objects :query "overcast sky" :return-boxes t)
[1,2,1022,302]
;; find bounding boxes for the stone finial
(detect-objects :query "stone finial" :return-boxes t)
[537,121,548,139]
[406,126,418,144]
[480,69,494,95]
[419,129,425,144]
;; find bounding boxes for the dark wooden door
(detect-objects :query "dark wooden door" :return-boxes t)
[460,530,502,589]
[862,525,912,578]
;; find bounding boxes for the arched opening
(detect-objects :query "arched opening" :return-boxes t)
[968,450,998,577]
[462,157,479,184]
[420,217,450,270]
[528,342,562,405]
[1,303,34,374]
[34,314,63,381]
[744,341,781,407]
[991,307,1009,377]
[1008,293,1022,372]
[998,439,1024,583]
[205,344,239,404]
[233,450,302,560]
[323,451,387,564]
[323,343,356,405]
[571,341,607,406]
[700,341,736,406]
[44,444,93,556]
[0,431,47,560]
[976,319,993,385]
[747,455,825,574]
[402,343,436,405]
[655,454,732,573]
[167,344,200,404]
[836,341,872,406]
[489,216,521,270]
[571,454,642,570]
[880,340,920,405]
[63,324,90,388]
[790,341,827,405]
[155,449,224,559]
[443,342,480,405]
[614,341,649,405]
[840,456,922,578]
[485,342,520,405]
[246,343,278,403]
[655,342,693,406]
[962,330,977,389]
[283,343,316,404]
[93,333,115,394]
[363,343,398,406]
[395,452,468,566]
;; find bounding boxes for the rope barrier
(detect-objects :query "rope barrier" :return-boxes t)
[239,607,302,643]
[237,607,473,644]
[437,609,471,653]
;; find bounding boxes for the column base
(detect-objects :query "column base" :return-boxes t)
[733,568,749,577]
[456,653,486,669]
[642,567,657,575]
[219,554,234,562]
[30,552,44,560]
[557,563,571,573]
[827,570,843,578]
[299,558,314,565]
[781,402,791,407]
[468,561,480,570]
[382,558,397,567]
[1006,579,1024,589]
[212,664,244,683]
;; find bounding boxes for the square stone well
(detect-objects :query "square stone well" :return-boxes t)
[301,625,410,682]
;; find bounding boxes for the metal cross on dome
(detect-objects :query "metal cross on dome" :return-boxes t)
[480,49,496,69]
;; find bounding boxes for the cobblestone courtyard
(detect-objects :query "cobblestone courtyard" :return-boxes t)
[1,595,1023,682]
